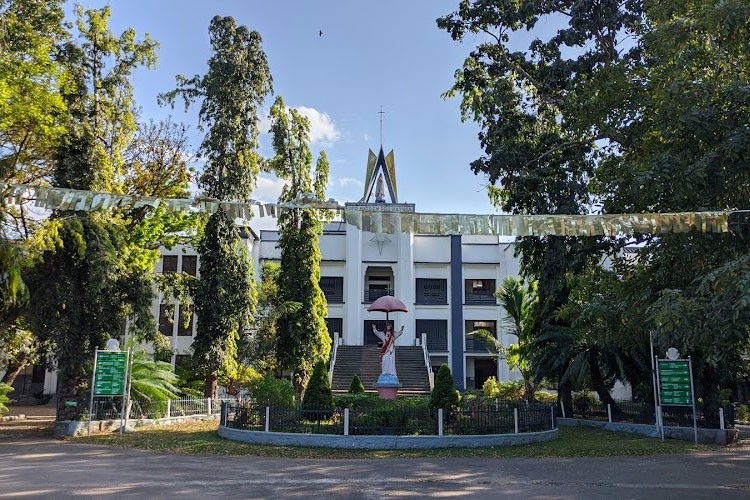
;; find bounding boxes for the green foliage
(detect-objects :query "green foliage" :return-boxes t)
[25,215,155,404]
[159,16,272,202]
[192,210,256,396]
[348,374,365,394]
[497,277,537,400]
[534,392,558,404]
[430,364,460,410]
[302,362,333,420]
[247,373,295,408]
[438,0,750,412]
[333,392,383,409]
[482,377,524,401]
[270,97,331,388]
[129,351,180,402]
[239,261,301,374]
[0,382,13,415]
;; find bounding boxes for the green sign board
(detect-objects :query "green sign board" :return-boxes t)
[94,351,127,396]
[658,360,692,406]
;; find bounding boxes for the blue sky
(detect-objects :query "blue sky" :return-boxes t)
[69,1,525,215]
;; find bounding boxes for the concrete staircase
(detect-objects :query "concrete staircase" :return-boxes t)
[331,345,431,395]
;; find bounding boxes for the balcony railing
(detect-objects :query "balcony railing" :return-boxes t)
[465,293,497,305]
[364,288,394,303]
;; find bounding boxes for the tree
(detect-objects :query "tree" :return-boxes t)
[269,96,331,392]
[438,0,609,414]
[0,382,13,415]
[302,361,333,420]
[430,364,460,410]
[496,277,537,402]
[192,209,255,398]
[20,6,159,418]
[438,0,750,413]
[348,374,365,394]
[161,16,272,398]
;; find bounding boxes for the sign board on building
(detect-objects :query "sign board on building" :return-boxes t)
[93,351,127,396]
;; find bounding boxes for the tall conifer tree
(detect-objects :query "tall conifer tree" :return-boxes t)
[269,97,331,392]
[161,16,272,397]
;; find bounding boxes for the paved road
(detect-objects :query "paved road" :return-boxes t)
[1,435,749,499]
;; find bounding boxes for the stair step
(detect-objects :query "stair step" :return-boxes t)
[331,345,432,395]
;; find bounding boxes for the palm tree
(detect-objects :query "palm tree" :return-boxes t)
[127,351,180,418]
[496,276,538,402]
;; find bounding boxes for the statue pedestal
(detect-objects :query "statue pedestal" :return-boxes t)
[375,374,401,399]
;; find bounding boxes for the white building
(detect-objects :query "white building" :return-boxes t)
[154,146,523,391]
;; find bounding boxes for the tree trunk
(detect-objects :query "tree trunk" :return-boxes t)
[522,368,535,402]
[204,373,218,399]
[559,380,573,417]
[1,360,26,386]
[57,375,87,421]
[587,350,619,411]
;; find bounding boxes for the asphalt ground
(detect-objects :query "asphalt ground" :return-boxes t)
[1,419,749,499]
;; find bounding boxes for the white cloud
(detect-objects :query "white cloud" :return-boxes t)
[294,106,341,145]
[254,174,288,203]
[333,177,364,189]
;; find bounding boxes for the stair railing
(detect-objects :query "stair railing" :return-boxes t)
[421,332,434,390]
[328,331,340,383]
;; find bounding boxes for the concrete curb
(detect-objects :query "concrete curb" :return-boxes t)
[54,414,219,437]
[217,425,559,449]
[557,417,739,445]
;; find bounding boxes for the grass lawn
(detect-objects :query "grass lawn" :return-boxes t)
[71,420,716,459]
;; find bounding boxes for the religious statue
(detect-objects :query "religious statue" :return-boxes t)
[375,174,386,203]
[372,322,404,376]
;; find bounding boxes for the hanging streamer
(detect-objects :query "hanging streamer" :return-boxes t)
[0,182,732,237]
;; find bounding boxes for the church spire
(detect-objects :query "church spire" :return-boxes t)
[360,146,398,204]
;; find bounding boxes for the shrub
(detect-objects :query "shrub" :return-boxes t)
[302,362,333,420]
[534,391,558,404]
[348,374,365,394]
[0,383,13,416]
[482,377,524,400]
[335,392,383,409]
[430,364,460,410]
[248,373,295,408]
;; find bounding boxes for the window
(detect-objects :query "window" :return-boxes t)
[181,256,197,276]
[465,320,498,353]
[464,279,497,305]
[416,279,447,305]
[415,319,448,351]
[319,277,344,303]
[158,304,174,336]
[177,305,193,336]
[325,318,343,340]
[162,255,178,274]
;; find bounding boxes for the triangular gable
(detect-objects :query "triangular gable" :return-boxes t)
[360,147,398,204]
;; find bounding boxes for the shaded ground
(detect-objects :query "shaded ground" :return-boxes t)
[1,413,749,498]
[0,437,749,498]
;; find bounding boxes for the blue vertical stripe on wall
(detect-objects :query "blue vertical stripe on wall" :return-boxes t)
[450,234,465,390]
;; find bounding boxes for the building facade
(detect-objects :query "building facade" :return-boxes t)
[154,147,523,390]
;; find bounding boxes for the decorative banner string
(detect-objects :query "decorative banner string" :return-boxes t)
[1,182,733,237]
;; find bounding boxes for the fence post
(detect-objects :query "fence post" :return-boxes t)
[607,403,612,423]
[206,397,212,416]
[551,406,555,430]
[719,407,725,430]
[265,407,270,432]
[560,403,566,419]
[514,408,519,434]
[166,399,172,419]
[438,409,444,437]
[344,408,350,436]
[221,402,227,427]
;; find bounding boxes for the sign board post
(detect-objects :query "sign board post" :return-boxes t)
[655,350,698,444]
[87,347,129,437]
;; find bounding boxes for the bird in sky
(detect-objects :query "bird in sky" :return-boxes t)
[319,30,323,37]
